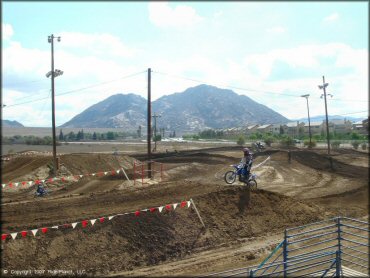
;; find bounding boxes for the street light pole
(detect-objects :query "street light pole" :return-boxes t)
[318,76,332,155]
[301,94,312,147]
[48,34,61,176]
[147,68,152,178]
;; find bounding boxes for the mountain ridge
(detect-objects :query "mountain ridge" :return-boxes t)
[60,84,289,132]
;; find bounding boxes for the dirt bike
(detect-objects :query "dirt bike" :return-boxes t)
[34,187,49,197]
[224,163,257,189]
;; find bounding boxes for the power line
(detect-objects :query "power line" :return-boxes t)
[3,71,146,108]
[153,71,369,103]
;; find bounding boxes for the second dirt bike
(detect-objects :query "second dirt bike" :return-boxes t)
[224,163,257,189]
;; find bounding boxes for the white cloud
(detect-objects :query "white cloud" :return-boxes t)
[148,2,203,28]
[323,12,339,22]
[58,31,138,58]
[2,23,14,40]
[266,26,286,34]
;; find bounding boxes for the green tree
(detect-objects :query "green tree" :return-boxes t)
[93,132,97,140]
[280,136,295,148]
[237,135,246,146]
[107,131,115,140]
[59,130,64,141]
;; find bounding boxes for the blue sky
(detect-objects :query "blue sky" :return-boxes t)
[2,1,368,127]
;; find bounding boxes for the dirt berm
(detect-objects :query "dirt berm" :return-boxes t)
[2,186,322,276]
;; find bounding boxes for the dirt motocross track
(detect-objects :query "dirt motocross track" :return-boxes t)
[1,146,368,276]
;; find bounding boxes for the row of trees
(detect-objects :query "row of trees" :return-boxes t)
[58,129,138,141]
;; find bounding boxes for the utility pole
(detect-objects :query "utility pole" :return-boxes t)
[47,34,62,176]
[152,113,161,152]
[301,94,312,147]
[147,68,152,178]
[318,76,332,155]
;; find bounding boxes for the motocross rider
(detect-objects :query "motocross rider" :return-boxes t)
[36,182,46,196]
[241,147,253,181]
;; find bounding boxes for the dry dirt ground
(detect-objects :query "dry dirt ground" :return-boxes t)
[1,146,368,277]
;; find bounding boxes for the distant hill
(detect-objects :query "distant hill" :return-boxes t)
[60,84,289,132]
[2,120,24,127]
[60,93,147,129]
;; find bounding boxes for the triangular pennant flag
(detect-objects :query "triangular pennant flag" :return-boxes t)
[180,201,187,208]
[35,180,40,185]
[31,229,38,236]
[187,201,191,208]
[104,172,108,175]
[90,219,97,226]
[165,204,172,211]
[159,206,164,213]
[52,226,59,229]
[1,234,8,241]
[48,178,53,183]
[116,169,120,174]
[135,211,140,216]
[10,232,18,240]
[108,215,115,220]
[91,173,96,176]
[81,220,88,228]
[28,181,33,186]
[21,231,28,237]
[22,181,27,186]
[79,175,83,178]
[41,227,48,234]
[15,182,19,187]
[62,177,66,182]
[9,182,13,188]
[2,184,5,188]
[173,203,178,210]
[99,217,105,223]
[72,222,78,229]
[141,209,148,212]
[41,179,45,183]
[150,208,157,213]
[111,170,116,175]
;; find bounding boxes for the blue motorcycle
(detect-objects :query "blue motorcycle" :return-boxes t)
[224,163,257,189]
[34,184,49,197]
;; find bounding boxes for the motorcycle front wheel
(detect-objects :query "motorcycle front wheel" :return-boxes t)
[224,171,236,184]
[247,179,257,190]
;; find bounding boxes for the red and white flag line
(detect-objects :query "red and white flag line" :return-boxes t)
[1,200,192,241]
[1,168,125,189]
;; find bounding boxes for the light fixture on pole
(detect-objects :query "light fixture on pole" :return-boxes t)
[47,34,62,176]
[152,112,162,152]
[318,76,332,155]
[301,94,312,148]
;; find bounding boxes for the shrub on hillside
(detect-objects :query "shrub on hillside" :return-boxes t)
[263,136,274,146]
[303,139,317,148]
[361,142,367,150]
[331,141,341,150]
[351,141,360,150]
[280,136,295,148]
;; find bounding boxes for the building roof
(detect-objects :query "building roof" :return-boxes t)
[247,124,259,129]
[306,121,323,127]
[286,122,300,127]
[257,124,272,129]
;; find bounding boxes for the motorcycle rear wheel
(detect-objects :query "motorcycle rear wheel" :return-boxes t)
[224,171,236,184]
